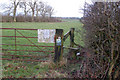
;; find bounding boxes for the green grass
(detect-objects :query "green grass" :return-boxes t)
[1,19,84,78]
[2,60,50,78]
[2,20,84,45]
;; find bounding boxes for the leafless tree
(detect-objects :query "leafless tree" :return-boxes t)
[1,0,21,22]
[4,6,13,16]
[12,0,21,22]
[28,0,37,22]
[39,2,47,18]
[1,0,55,22]
[0,3,13,16]
[35,2,43,20]
[19,2,30,21]
[46,5,54,18]
[40,2,54,18]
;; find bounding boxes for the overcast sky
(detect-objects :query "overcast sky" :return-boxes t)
[0,0,92,17]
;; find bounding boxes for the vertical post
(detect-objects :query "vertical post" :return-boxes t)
[54,29,63,63]
[69,28,75,59]
[15,29,17,54]
[70,28,75,48]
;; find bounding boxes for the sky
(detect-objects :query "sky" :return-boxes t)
[0,0,92,18]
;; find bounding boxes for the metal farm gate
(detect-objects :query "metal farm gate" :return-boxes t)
[0,28,55,62]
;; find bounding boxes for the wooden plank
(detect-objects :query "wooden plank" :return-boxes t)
[74,42,84,49]
[63,46,79,50]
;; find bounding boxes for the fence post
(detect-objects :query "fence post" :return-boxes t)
[69,28,75,59]
[70,28,75,47]
[54,29,63,63]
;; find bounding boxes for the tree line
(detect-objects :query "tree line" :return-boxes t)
[1,0,60,22]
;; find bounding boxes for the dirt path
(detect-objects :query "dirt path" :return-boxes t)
[66,50,98,78]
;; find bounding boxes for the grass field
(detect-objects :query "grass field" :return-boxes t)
[1,19,84,78]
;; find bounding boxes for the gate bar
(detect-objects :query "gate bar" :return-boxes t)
[0,28,37,30]
[0,44,54,47]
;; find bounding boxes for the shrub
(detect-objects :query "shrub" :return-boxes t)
[81,2,120,79]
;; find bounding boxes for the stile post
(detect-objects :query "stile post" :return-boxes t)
[70,28,75,47]
[54,29,63,63]
[69,28,75,59]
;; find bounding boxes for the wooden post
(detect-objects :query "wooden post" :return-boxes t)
[70,28,75,47]
[54,29,63,63]
[69,28,75,59]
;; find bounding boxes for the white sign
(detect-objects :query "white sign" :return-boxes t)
[38,29,55,43]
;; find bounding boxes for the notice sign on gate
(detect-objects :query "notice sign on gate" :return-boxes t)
[38,29,56,43]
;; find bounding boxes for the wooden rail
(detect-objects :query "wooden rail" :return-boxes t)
[63,31,70,41]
